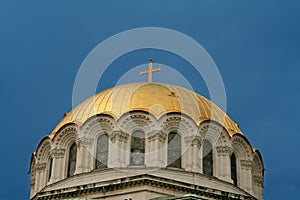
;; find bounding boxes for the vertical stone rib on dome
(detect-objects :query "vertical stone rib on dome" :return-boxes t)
[49,82,242,139]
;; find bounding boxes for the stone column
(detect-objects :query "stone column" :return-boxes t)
[253,175,264,200]
[121,133,129,167]
[147,130,166,167]
[191,137,201,172]
[145,134,153,166]
[49,148,65,183]
[75,137,93,174]
[240,160,253,193]
[30,175,36,198]
[34,163,47,192]
[216,146,233,183]
[184,136,201,172]
[110,131,128,167]
[184,136,193,171]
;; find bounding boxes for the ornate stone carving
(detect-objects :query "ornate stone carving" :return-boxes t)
[253,175,264,186]
[184,135,202,147]
[240,160,253,169]
[36,140,51,161]
[35,163,47,172]
[118,112,153,133]
[83,116,114,135]
[110,131,129,143]
[199,123,223,144]
[216,146,232,156]
[200,124,222,133]
[148,130,166,142]
[76,137,94,148]
[54,126,77,146]
[50,148,66,158]
[29,177,35,187]
[162,114,196,135]
[232,136,252,159]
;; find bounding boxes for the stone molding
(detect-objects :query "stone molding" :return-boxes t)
[76,137,94,148]
[184,135,202,147]
[36,140,51,162]
[118,112,153,134]
[162,115,196,135]
[82,116,115,135]
[110,131,129,143]
[148,130,166,142]
[199,123,223,145]
[216,146,232,156]
[240,160,253,170]
[29,177,36,187]
[253,175,264,186]
[35,163,47,172]
[53,126,77,147]
[50,148,66,158]
[200,123,222,133]
[232,136,252,159]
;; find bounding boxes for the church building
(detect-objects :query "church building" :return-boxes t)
[29,62,264,200]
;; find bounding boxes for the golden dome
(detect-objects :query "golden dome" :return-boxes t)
[50,82,241,138]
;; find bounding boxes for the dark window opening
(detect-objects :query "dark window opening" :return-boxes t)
[48,157,53,182]
[231,153,237,185]
[130,131,145,165]
[67,142,77,177]
[203,139,213,176]
[167,132,181,168]
[96,134,109,169]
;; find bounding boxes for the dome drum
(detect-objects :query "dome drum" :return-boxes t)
[29,83,264,200]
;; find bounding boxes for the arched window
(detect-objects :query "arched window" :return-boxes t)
[167,132,181,168]
[231,153,237,185]
[47,157,53,182]
[130,131,145,165]
[67,142,77,177]
[95,134,109,169]
[203,139,213,176]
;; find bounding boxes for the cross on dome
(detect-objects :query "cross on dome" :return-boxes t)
[140,60,161,83]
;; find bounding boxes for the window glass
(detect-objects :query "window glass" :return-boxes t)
[167,132,181,168]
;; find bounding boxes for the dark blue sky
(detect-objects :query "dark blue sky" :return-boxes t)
[1,0,299,199]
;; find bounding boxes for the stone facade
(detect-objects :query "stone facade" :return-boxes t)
[30,112,264,200]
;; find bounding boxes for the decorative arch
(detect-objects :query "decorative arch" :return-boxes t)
[117,111,156,135]
[252,150,264,183]
[81,115,116,138]
[161,113,197,139]
[252,150,264,199]
[35,137,52,163]
[199,120,230,146]
[231,134,253,160]
[52,124,78,149]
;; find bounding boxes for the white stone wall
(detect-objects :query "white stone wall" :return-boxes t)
[29,112,264,200]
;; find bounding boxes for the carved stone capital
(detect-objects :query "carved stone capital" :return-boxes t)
[111,131,129,143]
[148,130,166,142]
[50,148,66,158]
[253,175,264,186]
[216,146,232,156]
[240,160,253,169]
[77,137,94,148]
[29,177,36,187]
[35,163,47,172]
[184,135,202,147]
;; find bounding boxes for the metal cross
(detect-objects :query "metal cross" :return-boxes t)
[140,60,161,83]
